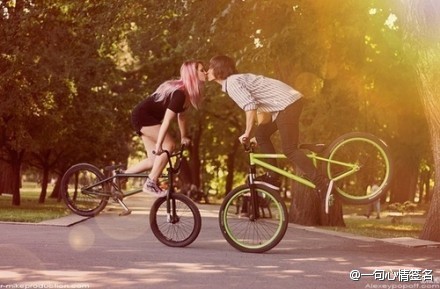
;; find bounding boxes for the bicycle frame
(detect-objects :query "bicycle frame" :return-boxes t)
[81,172,147,198]
[82,146,185,196]
[249,151,360,187]
[246,148,362,215]
[77,147,185,217]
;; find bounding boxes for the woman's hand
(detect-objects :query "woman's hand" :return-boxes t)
[181,137,191,146]
[154,144,164,155]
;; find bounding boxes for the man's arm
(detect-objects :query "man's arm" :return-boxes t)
[239,109,257,143]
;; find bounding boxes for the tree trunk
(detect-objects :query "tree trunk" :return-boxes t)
[418,167,431,204]
[289,184,320,226]
[10,150,24,206]
[389,157,418,203]
[289,178,345,226]
[38,165,50,203]
[189,121,203,188]
[225,140,240,196]
[51,173,63,201]
[399,0,440,241]
[0,160,14,195]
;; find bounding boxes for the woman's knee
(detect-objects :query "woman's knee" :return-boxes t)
[163,139,176,151]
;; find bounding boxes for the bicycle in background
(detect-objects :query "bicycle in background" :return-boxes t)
[61,145,202,247]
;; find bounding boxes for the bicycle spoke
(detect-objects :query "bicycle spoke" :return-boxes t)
[219,185,288,253]
[150,194,201,247]
[61,164,109,216]
[325,133,392,204]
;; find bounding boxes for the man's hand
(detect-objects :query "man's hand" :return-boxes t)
[239,133,250,144]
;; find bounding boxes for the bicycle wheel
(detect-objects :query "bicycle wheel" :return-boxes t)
[324,132,393,205]
[61,163,109,217]
[149,193,201,247]
[219,184,288,253]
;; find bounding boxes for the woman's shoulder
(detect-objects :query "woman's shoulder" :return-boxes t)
[171,89,185,97]
[169,89,186,103]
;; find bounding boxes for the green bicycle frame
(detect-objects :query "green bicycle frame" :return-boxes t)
[249,151,360,187]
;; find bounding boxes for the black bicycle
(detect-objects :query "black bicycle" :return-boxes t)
[60,146,202,247]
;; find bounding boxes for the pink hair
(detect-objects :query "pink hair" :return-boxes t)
[154,60,204,109]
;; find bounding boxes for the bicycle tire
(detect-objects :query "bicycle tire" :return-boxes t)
[149,193,202,247]
[60,163,109,217]
[219,184,288,253]
[323,132,393,205]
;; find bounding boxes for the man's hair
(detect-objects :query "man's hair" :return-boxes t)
[209,55,238,80]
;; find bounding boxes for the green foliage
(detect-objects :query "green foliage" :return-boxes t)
[0,1,432,204]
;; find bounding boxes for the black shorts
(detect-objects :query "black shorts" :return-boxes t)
[131,104,161,136]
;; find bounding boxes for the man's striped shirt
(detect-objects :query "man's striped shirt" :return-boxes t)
[222,73,302,113]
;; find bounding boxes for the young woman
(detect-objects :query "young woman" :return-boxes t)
[126,60,206,197]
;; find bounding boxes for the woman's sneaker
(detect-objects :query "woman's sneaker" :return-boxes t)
[143,177,167,198]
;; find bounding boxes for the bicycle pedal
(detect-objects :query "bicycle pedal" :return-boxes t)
[119,210,132,216]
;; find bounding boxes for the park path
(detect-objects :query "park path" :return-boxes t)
[1,194,439,289]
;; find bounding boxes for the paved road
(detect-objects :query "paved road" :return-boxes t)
[1,194,439,289]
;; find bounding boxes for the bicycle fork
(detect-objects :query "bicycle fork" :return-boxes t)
[165,167,179,223]
[247,165,260,221]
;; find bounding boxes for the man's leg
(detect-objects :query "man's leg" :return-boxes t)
[254,120,278,168]
[254,119,281,189]
[276,99,318,179]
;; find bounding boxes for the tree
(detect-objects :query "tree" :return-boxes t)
[0,0,38,205]
[399,0,440,241]
[0,1,139,203]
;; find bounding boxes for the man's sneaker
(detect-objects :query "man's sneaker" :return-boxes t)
[254,174,281,190]
[143,177,167,198]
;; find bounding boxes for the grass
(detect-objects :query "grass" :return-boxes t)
[323,218,423,239]
[0,182,70,223]
[321,204,425,239]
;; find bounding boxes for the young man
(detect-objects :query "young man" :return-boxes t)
[207,55,330,199]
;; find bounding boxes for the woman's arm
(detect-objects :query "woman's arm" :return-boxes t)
[155,108,177,154]
[177,112,191,145]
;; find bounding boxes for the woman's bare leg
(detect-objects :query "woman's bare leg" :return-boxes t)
[148,132,175,181]
[125,125,163,174]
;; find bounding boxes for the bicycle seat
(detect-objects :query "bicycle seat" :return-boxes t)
[104,164,126,171]
[299,143,326,153]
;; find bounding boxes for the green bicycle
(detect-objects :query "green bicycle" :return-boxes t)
[219,132,393,253]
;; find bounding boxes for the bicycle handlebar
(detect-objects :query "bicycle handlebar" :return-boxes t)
[153,144,186,157]
[241,138,257,152]
[153,144,186,172]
